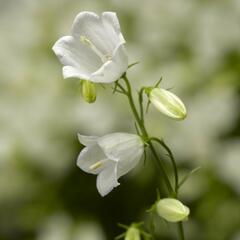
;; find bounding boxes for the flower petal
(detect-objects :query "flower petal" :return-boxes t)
[62,66,89,79]
[116,145,143,178]
[77,134,99,146]
[98,133,143,162]
[96,162,119,196]
[52,35,101,78]
[71,11,124,55]
[77,144,107,175]
[101,12,125,46]
[90,44,128,83]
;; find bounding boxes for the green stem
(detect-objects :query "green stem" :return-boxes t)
[150,137,179,195]
[138,87,145,124]
[122,74,173,194]
[120,74,186,240]
[177,222,185,240]
[122,75,146,135]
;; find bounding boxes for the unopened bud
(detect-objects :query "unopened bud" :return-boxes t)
[156,198,190,222]
[81,80,96,103]
[125,226,140,240]
[148,88,187,120]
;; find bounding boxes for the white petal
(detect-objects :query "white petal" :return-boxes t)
[71,11,123,55]
[96,163,119,196]
[52,35,101,78]
[101,12,126,46]
[90,44,128,83]
[77,134,99,146]
[62,66,89,79]
[77,144,107,175]
[98,133,143,162]
[116,145,143,178]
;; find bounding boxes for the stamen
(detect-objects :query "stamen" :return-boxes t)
[80,36,112,63]
[89,161,103,170]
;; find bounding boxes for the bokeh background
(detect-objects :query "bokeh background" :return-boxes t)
[0,0,240,239]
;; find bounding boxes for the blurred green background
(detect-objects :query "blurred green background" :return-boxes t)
[0,0,240,239]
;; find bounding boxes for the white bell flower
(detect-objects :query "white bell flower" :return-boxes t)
[53,11,128,83]
[77,133,144,196]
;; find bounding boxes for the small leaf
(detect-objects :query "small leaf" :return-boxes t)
[112,81,119,94]
[118,223,129,230]
[154,77,163,87]
[128,61,140,69]
[141,232,152,240]
[115,233,125,240]
[178,166,201,189]
[146,100,151,113]
[146,203,157,213]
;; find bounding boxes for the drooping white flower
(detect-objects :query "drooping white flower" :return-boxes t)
[77,133,144,196]
[53,11,128,83]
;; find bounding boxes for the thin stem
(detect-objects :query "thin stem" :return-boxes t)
[122,75,147,136]
[121,74,173,194]
[120,74,186,240]
[148,142,174,194]
[177,222,185,240]
[150,137,179,195]
[138,87,145,124]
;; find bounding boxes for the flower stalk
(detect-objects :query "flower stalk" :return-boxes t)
[53,10,188,240]
[121,74,174,194]
[120,74,185,240]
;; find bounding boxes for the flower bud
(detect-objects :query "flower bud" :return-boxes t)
[81,80,96,103]
[148,88,187,120]
[156,198,190,222]
[125,226,140,240]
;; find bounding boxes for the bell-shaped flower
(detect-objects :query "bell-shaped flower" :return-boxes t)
[156,198,190,222]
[52,11,128,83]
[148,87,187,120]
[77,133,144,196]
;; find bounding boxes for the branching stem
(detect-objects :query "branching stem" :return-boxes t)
[118,73,185,240]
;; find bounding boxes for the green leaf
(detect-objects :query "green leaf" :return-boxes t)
[128,61,140,69]
[154,77,163,87]
[178,166,201,189]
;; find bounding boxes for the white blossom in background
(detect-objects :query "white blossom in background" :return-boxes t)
[53,11,128,83]
[77,133,144,196]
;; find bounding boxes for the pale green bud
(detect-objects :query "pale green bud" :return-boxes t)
[149,88,187,120]
[125,226,141,240]
[81,80,96,103]
[156,198,190,222]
